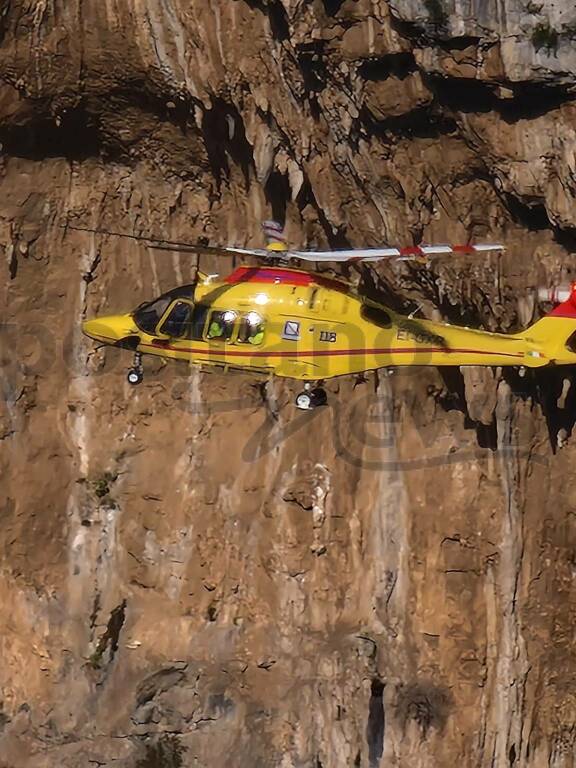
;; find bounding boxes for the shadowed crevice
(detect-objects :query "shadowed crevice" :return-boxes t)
[321,0,345,15]
[243,0,289,41]
[0,105,103,161]
[367,679,385,767]
[426,74,575,121]
[358,53,417,81]
[360,103,458,140]
[201,98,254,187]
[88,599,127,670]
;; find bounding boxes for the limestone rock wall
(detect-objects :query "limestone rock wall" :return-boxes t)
[1,1,576,766]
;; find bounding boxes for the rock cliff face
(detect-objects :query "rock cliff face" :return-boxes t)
[1,1,576,766]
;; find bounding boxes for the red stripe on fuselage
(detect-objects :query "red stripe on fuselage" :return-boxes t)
[224,266,349,293]
[140,342,525,359]
[225,266,314,286]
[89,334,525,361]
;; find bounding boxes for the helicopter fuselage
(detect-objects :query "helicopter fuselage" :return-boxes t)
[82,266,576,382]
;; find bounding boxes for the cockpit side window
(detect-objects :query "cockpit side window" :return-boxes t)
[159,301,192,338]
[205,310,236,341]
[236,312,265,345]
[133,297,171,334]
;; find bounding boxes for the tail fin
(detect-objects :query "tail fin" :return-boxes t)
[524,282,576,361]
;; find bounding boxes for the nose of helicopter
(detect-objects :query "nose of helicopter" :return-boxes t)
[82,315,136,343]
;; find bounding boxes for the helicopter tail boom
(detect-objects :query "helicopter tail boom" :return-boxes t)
[524,282,576,362]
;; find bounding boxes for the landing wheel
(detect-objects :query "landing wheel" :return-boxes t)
[127,352,143,386]
[296,391,313,410]
[295,387,327,410]
[127,368,143,386]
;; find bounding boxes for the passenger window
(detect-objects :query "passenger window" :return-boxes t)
[237,312,265,345]
[206,310,236,341]
[361,303,392,328]
[159,301,192,337]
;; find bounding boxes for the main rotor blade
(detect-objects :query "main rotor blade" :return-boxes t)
[63,223,209,250]
[149,243,270,258]
[288,243,505,262]
[63,224,270,259]
[63,224,504,263]
[289,247,405,262]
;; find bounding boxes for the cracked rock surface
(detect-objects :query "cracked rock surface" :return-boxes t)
[1,1,576,766]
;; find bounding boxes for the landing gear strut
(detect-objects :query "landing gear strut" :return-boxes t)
[127,352,144,386]
[295,382,327,410]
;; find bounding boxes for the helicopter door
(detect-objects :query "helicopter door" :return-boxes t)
[188,304,209,340]
[157,300,193,338]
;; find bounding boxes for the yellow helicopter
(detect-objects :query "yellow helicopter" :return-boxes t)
[79,221,576,410]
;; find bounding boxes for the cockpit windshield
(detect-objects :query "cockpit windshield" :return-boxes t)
[133,285,195,334]
[133,297,171,334]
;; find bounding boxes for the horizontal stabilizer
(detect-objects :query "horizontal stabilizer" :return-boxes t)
[539,283,576,318]
[538,285,573,304]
